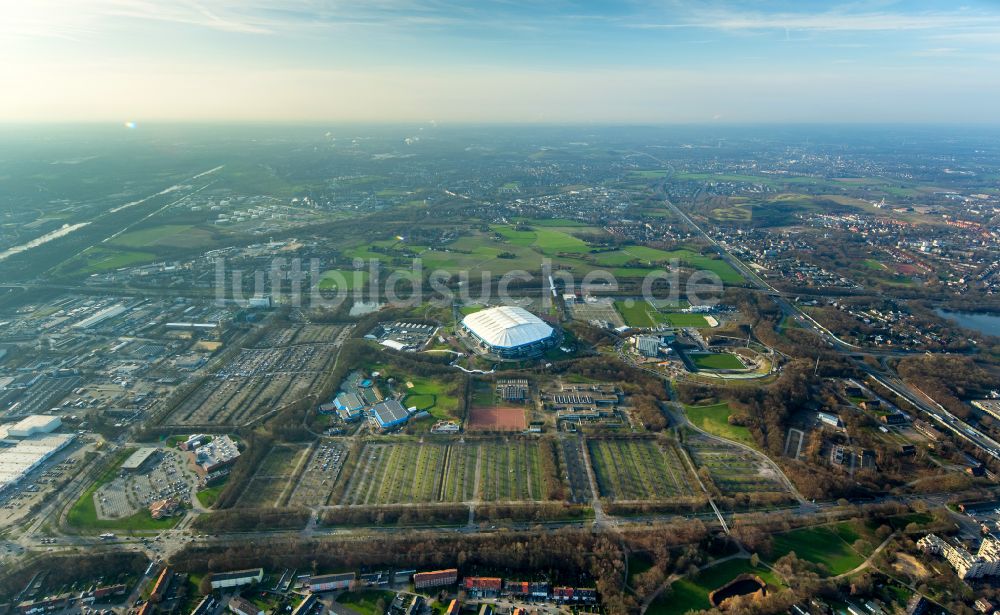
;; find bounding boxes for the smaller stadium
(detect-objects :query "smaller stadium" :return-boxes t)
[460,306,557,359]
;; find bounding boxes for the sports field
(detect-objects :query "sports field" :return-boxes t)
[467,406,527,431]
[614,300,667,328]
[662,312,710,327]
[690,352,745,371]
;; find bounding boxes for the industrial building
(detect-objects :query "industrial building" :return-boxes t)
[4,415,62,438]
[370,399,410,430]
[0,416,74,494]
[461,306,556,358]
[72,304,127,330]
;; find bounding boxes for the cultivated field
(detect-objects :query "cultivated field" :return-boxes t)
[587,438,696,501]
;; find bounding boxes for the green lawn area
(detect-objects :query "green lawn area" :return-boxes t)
[335,590,396,615]
[110,224,206,249]
[491,225,537,247]
[628,170,672,179]
[459,304,485,315]
[67,448,180,532]
[402,377,459,420]
[594,245,679,267]
[614,300,668,328]
[319,269,370,291]
[648,558,783,615]
[532,228,591,255]
[196,483,226,508]
[768,525,866,576]
[684,403,755,448]
[663,313,710,327]
[73,247,156,273]
[690,352,745,371]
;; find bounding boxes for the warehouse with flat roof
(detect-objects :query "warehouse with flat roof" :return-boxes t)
[121,447,158,471]
[461,306,556,359]
[370,399,409,430]
[0,433,74,494]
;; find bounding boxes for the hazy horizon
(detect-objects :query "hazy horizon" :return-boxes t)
[3,1,1000,124]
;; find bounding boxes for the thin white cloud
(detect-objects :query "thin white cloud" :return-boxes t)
[632,9,1000,33]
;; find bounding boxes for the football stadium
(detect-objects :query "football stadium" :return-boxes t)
[460,306,557,359]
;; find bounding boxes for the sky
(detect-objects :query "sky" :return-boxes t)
[1,0,999,123]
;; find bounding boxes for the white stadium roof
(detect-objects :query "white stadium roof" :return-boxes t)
[462,306,554,349]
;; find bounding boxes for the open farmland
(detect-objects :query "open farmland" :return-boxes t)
[685,434,789,498]
[587,438,696,501]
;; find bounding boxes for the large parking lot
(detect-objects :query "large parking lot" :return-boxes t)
[94,448,200,519]
[163,325,346,427]
[288,440,348,507]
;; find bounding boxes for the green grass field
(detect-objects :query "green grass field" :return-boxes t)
[73,247,156,273]
[196,484,225,508]
[768,525,866,576]
[479,441,546,501]
[532,228,591,255]
[684,403,754,448]
[318,269,370,291]
[110,224,214,249]
[690,352,745,371]
[648,558,784,615]
[663,313,710,327]
[614,300,668,328]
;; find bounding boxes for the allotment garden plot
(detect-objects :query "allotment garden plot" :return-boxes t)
[338,439,555,505]
[587,438,697,501]
[684,433,789,498]
[236,443,310,508]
